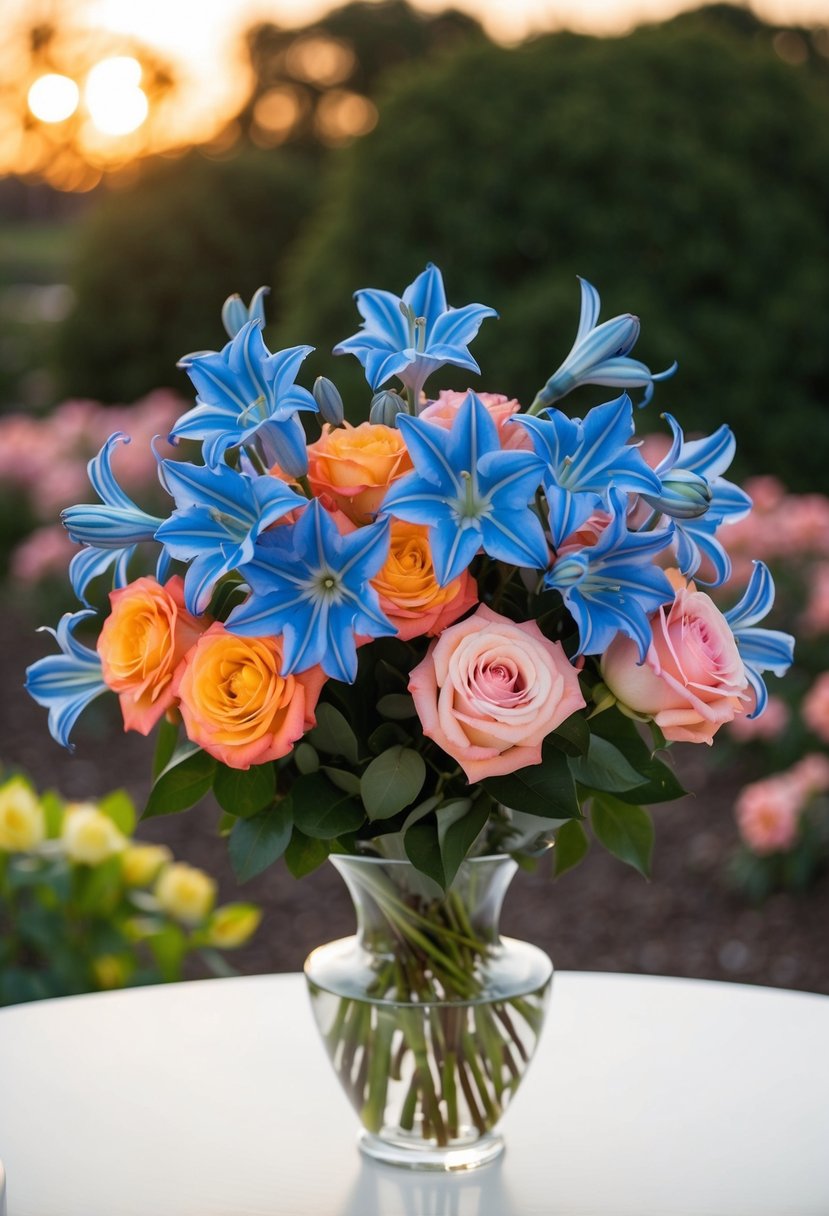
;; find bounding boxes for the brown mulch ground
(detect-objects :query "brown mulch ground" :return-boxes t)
[5,606,828,996]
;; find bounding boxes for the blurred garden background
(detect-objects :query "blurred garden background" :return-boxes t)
[2,0,829,1002]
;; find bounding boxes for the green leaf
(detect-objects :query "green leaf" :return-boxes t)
[321,766,362,795]
[553,819,590,877]
[294,743,320,775]
[291,773,365,839]
[153,716,179,780]
[482,740,580,820]
[74,856,123,915]
[214,762,275,818]
[98,789,136,836]
[40,790,64,838]
[368,722,411,753]
[437,799,490,888]
[547,712,590,756]
[143,746,217,819]
[376,693,417,720]
[146,923,188,983]
[569,736,645,793]
[229,799,293,882]
[590,793,654,878]
[403,818,446,890]
[590,708,687,805]
[308,703,360,764]
[284,829,329,878]
[361,746,426,820]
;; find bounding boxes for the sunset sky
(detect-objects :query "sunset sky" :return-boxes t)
[3,0,827,186]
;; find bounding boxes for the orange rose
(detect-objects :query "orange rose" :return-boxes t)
[173,624,326,770]
[372,521,477,641]
[98,576,206,735]
[307,421,412,524]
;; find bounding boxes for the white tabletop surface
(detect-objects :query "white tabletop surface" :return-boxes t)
[0,970,827,1216]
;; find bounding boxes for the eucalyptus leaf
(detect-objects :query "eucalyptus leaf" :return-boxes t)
[214,762,275,818]
[321,767,362,795]
[361,746,426,820]
[229,799,293,883]
[143,746,216,819]
[590,793,654,878]
[284,829,330,879]
[308,703,360,764]
[291,773,365,839]
[376,693,417,720]
[294,743,320,775]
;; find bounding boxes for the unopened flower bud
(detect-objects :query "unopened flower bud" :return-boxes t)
[221,286,269,338]
[369,390,406,427]
[642,468,712,520]
[207,903,262,948]
[313,377,345,427]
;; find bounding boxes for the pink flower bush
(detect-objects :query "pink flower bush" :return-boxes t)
[408,604,585,782]
[728,694,790,742]
[735,775,803,855]
[602,575,748,744]
[803,673,829,746]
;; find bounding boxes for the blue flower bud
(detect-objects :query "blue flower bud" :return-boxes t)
[369,390,406,427]
[313,377,344,427]
[221,286,269,339]
[641,468,712,520]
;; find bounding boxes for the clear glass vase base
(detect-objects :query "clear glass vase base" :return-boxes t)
[358,1128,505,1172]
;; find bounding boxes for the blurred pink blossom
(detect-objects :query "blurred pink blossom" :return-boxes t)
[789,753,829,799]
[10,525,75,584]
[802,564,829,636]
[803,673,829,745]
[735,775,803,855]
[727,694,790,742]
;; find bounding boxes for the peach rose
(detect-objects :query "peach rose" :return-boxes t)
[98,576,207,735]
[420,391,532,451]
[735,776,802,855]
[409,604,585,782]
[307,421,412,524]
[173,623,326,770]
[373,521,478,641]
[601,579,748,745]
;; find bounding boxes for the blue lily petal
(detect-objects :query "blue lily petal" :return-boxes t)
[155,461,306,615]
[173,322,317,468]
[652,414,752,586]
[724,562,794,718]
[532,277,676,409]
[227,501,394,682]
[514,394,662,549]
[25,610,108,750]
[334,264,497,404]
[545,489,675,659]
[381,391,548,584]
[62,434,163,548]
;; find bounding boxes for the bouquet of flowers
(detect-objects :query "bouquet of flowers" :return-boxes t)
[24,264,794,1158]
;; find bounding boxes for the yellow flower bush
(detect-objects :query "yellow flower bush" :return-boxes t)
[0,773,261,1005]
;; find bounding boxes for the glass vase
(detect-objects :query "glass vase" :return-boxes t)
[304,853,553,1171]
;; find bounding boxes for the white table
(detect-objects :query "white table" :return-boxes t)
[0,971,827,1215]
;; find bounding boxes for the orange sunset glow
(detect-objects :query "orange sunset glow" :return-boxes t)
[1,0,827,189]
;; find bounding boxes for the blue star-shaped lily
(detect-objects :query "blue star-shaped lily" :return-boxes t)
[513,393,663,549]
[545,489,675,659]
[227,500,394,683]
[333,264,497,406]
[647,414,752,586]
[531,278,676,412]
[173,321,317,473]
[381,391,549,585]
[724,561,794,718]
[154,460,306,616]
[25,610,108,750]
[62,433,167,605]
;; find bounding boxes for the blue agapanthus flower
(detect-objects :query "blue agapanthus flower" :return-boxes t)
[513,393,663,549]
[62,434,167,605]
[381,391,549,584]
[154,460,306,616]
[725,561,794,718]
[531,278,676,411]
[545,489,675,659]
[227,500,394,683]
[334,264,497,407]
[647,414,752,586]
[173,322,317,473]
[25,610,107,750]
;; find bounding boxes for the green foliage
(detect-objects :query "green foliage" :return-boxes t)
[55,149,318,404]
[589,794,655,879]
[143,745,217,818]
[279,12,829,490]
[229,800,293,882]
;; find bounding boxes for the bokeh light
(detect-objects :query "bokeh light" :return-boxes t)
[85,56,149,135]
[27,73,80,123]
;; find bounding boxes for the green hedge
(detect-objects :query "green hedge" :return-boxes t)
[277,13,829,490]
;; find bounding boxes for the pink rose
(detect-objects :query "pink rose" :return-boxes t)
[408,604,585,782]
[735,776,803,855]
[419,391,532,451]
[601,579,748,744]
